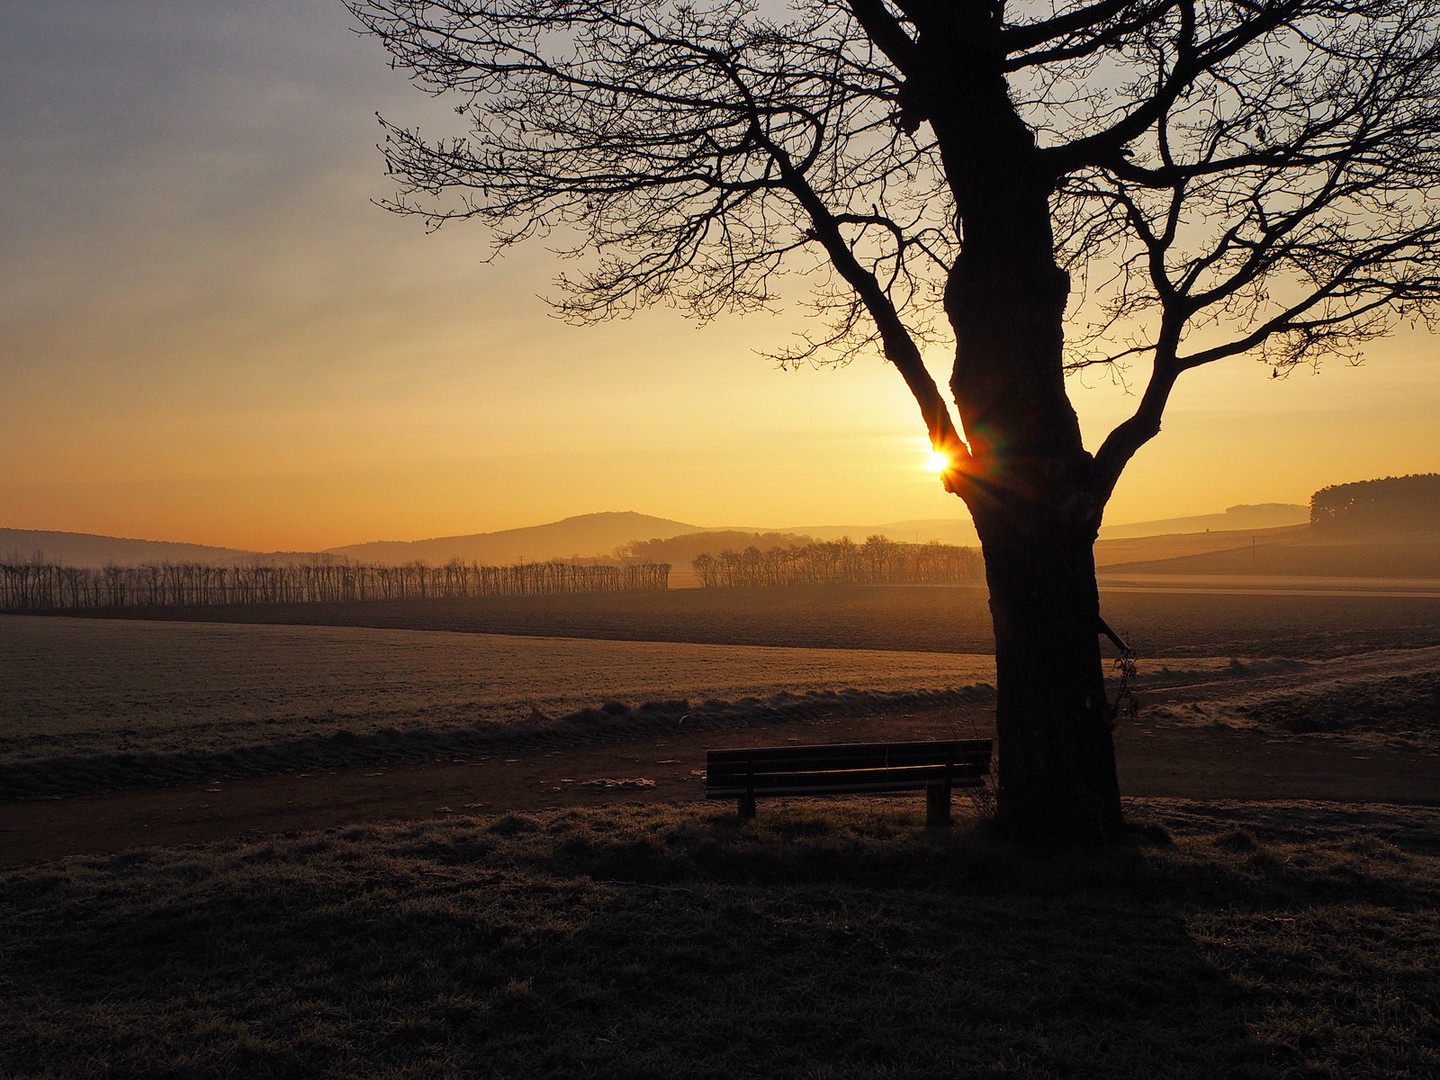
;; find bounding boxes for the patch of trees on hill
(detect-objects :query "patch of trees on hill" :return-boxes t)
[693,536,982,588]
[616,530,816,568]
[1310,475,1440,532]
[0,558,670,613]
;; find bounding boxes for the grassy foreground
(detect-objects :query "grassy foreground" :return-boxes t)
[2,799,1437,1079]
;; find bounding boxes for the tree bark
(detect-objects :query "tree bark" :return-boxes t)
[940,166,1124,843]
[973,504,1124,844]
[946,234,1126,846]
[947,240,1126,843]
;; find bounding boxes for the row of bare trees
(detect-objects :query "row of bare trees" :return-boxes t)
[0,558,670,612]
[693,537,981,589]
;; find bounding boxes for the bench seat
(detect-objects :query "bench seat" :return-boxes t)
[705,739,992,826]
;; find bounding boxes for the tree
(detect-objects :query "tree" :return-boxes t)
[351,0,1440,842]
[1311,473,1440,531]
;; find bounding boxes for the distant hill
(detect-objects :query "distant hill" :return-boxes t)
[1097,479,1440,577]
[1099,525,1440,578]
[1095,525,1308,568]
[762,507,1311,551]
[17,492,1423,579]
[1098,503,1308,540]
[1099,479,1440,577]
[0,512,1293,572]
[0,529,280,569]
[0,514,706,571]
[322,511,702,565]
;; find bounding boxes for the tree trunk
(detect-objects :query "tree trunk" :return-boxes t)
[946,251,1127,845]
[944,235,1125,844]
[887,0,1128,841]
[974,506,1125,844]
[938,139,1125,843]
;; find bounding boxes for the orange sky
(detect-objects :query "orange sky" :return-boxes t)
[2,2,1436,552]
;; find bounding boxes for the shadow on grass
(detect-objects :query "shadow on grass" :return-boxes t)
[1,801,1437,1079]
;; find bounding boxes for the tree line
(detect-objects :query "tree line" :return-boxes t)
[616,530,816,568]
[693,536,982,589]
[0,558,670,613]
[1310,475,1440,532]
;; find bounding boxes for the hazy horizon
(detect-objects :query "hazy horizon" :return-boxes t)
[1,501,1317,558]
[3,2,1436,553]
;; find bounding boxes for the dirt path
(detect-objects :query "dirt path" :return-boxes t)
[1136,644,1440,700]
[4,704,1437,868]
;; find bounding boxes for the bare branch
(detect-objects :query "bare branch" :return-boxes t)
[354,0,1440,514]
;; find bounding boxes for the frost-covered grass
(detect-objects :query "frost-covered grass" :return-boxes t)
[1,616,998,761]
[1135,647,1440,750]
[1,615,996,795]
[7,582,1440,795]
[1,798,1436,1079]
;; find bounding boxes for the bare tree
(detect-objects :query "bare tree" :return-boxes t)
[352,0,1440,842]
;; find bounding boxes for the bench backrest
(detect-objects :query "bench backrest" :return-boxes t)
[706,739,991,790]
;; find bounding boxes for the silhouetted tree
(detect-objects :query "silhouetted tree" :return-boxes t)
[353,0,1440,842]
[691,537,980,586]
[0,558,669,611]
[1311,474,1440,531]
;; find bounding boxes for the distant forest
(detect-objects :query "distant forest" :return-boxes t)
[0,558,670,613]
[1310,474,1440,531]
[617,530,817,566]
[693,536,982,588]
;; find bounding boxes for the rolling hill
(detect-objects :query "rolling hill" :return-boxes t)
[10,500,1435,579]
[0,514,703,569]
[0,529,281,569]
[1099,527,1440,578]
[322,512,701,565]
[1096,502,1308,539]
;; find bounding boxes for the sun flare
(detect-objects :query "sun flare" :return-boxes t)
[926,450,951,473]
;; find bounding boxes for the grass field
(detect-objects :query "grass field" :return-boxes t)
[0,615,995,764]
[1,614,1000,797]
[6,582,1440,796]
[4,585,1440,1076]
[58,579,1440,657]
[1,799,1437,1079]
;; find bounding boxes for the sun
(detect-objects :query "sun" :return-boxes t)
[926,450,952,473]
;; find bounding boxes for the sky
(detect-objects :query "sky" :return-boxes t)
[2,0,1437,553]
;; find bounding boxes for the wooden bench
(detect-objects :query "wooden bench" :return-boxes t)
[704,739,992,827]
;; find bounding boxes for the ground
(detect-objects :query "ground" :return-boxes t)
[5,644,1438,866]
[4,585,1440,1079]
[3,582,1438,867]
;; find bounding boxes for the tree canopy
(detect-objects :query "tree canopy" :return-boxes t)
[1311,473,1440,530]
[355,0,1440,505]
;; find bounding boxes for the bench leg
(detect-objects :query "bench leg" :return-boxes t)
[926,784,951,828]
[738,793,756,820]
